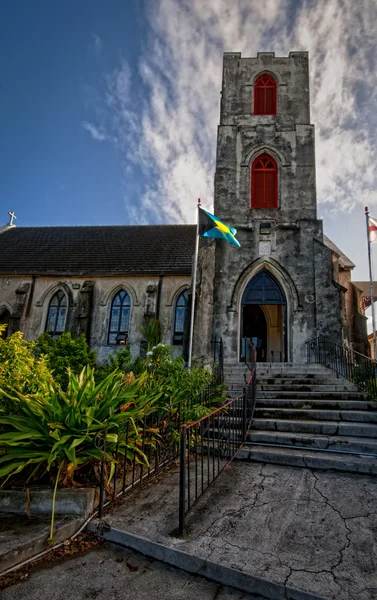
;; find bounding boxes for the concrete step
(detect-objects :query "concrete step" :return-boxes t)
[256,370,336,376]
[255,399,377,410]
[247,430,377,454]
[256,384,357,392]
[226,376,347,384]
[254,408,377,423]
[235,445,377,475]
[225,365,329,373]
[252,418,377,437]
[256,391,365,400]
[256,377,350,385]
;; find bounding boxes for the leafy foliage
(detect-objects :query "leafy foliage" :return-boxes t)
[95,346,132,383]
[140,318,162,350]
[0,329,223,540]
[35,332,97,389]
[143,343,223,420]
[0,326,53,414]
[0,366,162,540]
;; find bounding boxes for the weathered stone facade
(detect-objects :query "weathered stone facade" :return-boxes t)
[0,274,190,362]
[193,52,344,363]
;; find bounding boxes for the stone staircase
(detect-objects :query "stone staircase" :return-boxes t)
[225,362,377,475]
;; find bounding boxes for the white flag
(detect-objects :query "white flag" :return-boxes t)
[369,216,377,243]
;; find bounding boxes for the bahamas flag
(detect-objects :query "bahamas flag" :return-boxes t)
[198,207,240,247]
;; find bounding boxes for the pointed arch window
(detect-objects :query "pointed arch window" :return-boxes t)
[173,290,188,345]
[254,74,277,115]
[0,309,10,339]
[108,290,131,345]
[251,154,278,208]
[46,291,67,337]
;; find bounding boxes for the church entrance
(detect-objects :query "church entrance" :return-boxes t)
[240,270,287,362]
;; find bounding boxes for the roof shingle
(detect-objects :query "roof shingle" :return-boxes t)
[0,225,196,276]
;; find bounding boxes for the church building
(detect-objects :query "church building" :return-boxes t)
[0,52,367,363]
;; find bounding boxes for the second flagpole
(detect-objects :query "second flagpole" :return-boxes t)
[365,206,377,360]
[187,198,201,370]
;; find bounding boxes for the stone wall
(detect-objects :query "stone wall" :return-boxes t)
[0,274,190,362]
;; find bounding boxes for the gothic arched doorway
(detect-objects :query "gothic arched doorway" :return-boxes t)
[240,270,287,362]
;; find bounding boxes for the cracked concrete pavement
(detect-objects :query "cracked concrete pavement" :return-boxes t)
[1,544,265,600]
[104,462,377,600]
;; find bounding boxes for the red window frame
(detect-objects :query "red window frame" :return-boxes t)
[251,154,278,208]
[254,74,277,115]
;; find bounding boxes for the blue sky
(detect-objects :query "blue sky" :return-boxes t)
[0,1,145,226]
[1,0,377,282]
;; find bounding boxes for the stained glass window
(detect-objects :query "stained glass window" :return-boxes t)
[108,290,131,345]
[46,291,67,336]
[173,290,187,345]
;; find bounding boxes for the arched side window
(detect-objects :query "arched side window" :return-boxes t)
[254,74,277,115]
[173,290,188,345]
[46,290,67,337]
[108,290,131,345]
[251,154,278,209]
[0,309,10,339]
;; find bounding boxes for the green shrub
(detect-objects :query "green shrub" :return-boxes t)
[143,343,223,420]
[95,346,132,383]
[0,327,53,414]
[140,318,161,350]
[35,332,97,389]
[0,366,162,541]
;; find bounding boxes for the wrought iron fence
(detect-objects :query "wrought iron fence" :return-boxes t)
[95,408,180,519]
[178,343,257,535]
[306,336,377,398]
[96,338,225,518]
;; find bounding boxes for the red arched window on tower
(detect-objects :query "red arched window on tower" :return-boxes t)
[251,154,278,208]
[254,74,277,115]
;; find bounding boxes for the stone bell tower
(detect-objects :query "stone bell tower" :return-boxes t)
[195,52,342,364]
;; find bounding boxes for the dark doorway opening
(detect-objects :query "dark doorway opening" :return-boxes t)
[242,305,267,361]
[240,269,287,362]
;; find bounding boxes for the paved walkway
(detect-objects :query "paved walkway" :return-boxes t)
[102,461,377,600]
[1,544,264,600]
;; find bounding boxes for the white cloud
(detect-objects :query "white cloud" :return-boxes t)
[289,0,377,210]
[82,121,108,142]
[87,0,377,223]
[89,33,102,56]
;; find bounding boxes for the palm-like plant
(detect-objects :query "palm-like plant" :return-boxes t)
[0,366,162,542]
[140,318,162,350]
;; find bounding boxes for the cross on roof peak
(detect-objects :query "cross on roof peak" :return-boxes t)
[8,211,16,226]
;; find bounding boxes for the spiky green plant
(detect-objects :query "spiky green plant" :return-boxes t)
[140,318,162,350]
[0,366,162,542]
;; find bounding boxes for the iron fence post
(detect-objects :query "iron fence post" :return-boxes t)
[242,389,247,442]
[178,425,187,535]
[98,429,107,519]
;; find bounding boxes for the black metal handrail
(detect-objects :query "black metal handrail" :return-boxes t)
[178,342,257,535]
[96,339,225,519]
[306,337,377,398]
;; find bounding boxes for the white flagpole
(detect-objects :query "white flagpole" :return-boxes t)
[188,199,201,370]
[365,206,377,360]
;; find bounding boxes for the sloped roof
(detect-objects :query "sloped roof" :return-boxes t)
[323,234,355,269]
[0,225,196,276]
